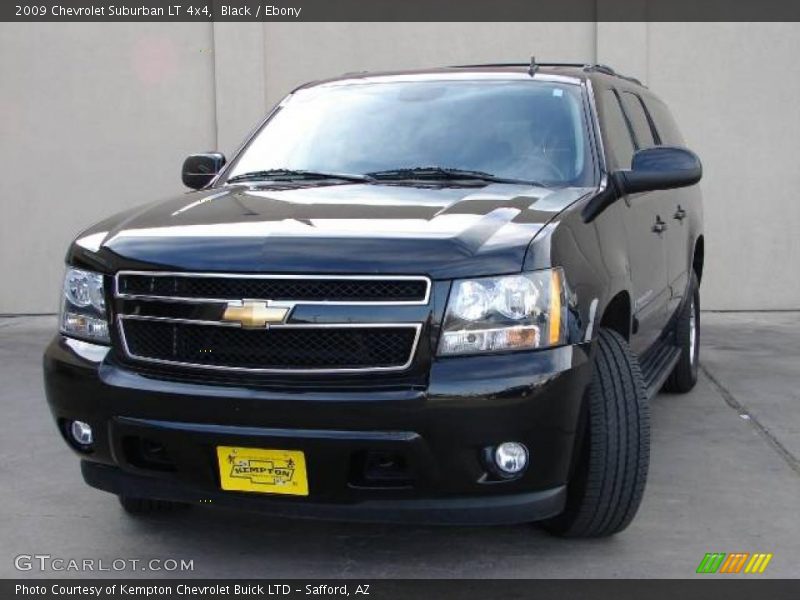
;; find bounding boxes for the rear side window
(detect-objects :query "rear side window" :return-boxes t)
[598,89,636,169]
[645,98,686,146]
[620,92,656,149]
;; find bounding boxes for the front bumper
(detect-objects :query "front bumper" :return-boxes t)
[82,461,566,525]
[43,335,592,525]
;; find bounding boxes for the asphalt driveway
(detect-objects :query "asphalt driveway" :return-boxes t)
[1,313,798,578]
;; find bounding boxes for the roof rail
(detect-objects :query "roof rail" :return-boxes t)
[451,62,590,69]
[584,64,645,86]
[449,62,645,87]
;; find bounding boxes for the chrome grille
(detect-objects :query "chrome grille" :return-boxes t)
[116,271,430,304]
[113,272,428,374]
[119,317,421,373]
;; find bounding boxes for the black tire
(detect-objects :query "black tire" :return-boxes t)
[118,495,189,515]
[663,272,700,393]
[542,328,650,537]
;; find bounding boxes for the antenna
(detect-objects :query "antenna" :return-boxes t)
[528,56,539,77]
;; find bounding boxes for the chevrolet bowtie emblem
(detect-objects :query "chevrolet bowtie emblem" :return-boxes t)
[222,301,290,328]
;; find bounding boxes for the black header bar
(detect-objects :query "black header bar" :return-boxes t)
[4,0,800,22]
[5,579,800,600]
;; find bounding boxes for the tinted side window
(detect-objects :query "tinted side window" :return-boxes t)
[620,92,656,148]
[645,98,685,146]
[598,89,636,169]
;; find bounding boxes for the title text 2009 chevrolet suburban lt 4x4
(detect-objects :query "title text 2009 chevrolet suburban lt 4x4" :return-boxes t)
[44,62,703,537]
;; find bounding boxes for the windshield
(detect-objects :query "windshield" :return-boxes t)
[227,80,595,187]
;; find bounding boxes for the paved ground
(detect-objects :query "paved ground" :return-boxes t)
[1,313,798,579]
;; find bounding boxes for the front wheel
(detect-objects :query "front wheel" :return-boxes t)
[541,328,650,537]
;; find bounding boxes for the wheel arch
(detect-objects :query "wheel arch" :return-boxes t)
[692,235,704,283]
[598,290,632,341]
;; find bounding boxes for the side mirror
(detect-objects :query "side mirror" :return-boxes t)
[582,146,702,222]
[182,153,226,190]
[615,146,702,195]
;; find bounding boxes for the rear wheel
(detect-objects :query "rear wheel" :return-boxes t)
[663,272,700,393]
[541,328,650,537]
[118,495,189,515]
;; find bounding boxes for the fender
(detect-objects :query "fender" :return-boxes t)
[525,192,634,346]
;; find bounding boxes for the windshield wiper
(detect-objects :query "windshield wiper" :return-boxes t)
[227,169,370,184]
[365,166,544,186]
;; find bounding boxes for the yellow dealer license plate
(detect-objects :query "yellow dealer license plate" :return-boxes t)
[217,446,308,496]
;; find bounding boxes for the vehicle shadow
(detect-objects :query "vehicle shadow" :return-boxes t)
[114,501,616,578]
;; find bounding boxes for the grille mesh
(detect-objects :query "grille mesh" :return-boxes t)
[121,319,418,371]
[118,274,427,303]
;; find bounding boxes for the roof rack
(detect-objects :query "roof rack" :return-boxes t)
[449,61,645,87]
[584,64,644,86]
[451,62,589,70]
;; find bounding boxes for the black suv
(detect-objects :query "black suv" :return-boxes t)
[43,63,703,537]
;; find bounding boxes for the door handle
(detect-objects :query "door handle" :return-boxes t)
[674,205,687,221]
[652,216,667,234]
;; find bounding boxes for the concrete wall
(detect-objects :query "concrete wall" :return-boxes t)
[647,23,800,311]
[1,22,798,312]
[0,23,217,314]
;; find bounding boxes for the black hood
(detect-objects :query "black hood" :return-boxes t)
[74,182,592,279]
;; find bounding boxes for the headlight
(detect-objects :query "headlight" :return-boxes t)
[59,267,110,343]
[438,268,566,356]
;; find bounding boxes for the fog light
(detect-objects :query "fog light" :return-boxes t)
[70,420,93,446]
[494,442,528,475]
